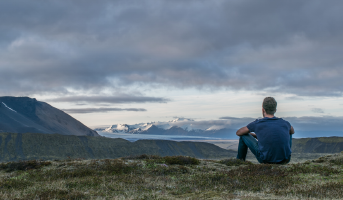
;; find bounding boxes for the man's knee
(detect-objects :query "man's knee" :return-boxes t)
[238,135,246,142]
[239,134,249,140]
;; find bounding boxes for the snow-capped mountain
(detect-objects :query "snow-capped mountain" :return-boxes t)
[97,118,237,138]
[104,123,152,134]
[101,118,196,133]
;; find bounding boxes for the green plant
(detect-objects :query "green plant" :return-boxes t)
[330,157,343,165]
[287,163,341,176]
[218,158,253,166]
[0,160,51,172]
[123,154,162,160]
[163,156,200,165]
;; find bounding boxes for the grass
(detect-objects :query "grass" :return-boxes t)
[218,158,253,166]
[0,154,343,199]
[123,154,200,165]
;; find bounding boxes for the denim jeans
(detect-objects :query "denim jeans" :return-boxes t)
[236,134,292,164]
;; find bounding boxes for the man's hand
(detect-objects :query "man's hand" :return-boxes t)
[250,132,257,139]
[290,126,295,135]
[236,126,250,136]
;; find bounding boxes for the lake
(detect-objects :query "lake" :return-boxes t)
[98,131,224,142]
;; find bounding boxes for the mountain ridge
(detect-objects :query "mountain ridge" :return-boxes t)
[0,96,99,136]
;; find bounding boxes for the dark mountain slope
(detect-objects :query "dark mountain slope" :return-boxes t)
[0,132,237,162]
[292,137,343,153]
[0,96,98,136]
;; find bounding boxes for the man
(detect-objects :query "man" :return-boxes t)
[236,97,294,164]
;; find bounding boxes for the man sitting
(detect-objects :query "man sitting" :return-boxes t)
[236,97,294,164]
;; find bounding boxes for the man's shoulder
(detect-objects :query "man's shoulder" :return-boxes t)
[252,117,291,125]
[247,117,291,128]
[247,118,261,125]
[275,117,291,125]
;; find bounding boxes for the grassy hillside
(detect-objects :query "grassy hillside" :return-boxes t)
[0,153,342,199]
[0,132,236,162]
[292,137,343,153]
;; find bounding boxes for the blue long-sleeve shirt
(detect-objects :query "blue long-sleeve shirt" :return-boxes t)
[247,117,292,163]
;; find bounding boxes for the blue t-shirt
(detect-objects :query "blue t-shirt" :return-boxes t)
[247,117,292,163]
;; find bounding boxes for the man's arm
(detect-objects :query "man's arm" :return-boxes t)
[236,127,250,136]
[290,126,295,135]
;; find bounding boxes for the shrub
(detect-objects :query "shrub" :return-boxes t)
[330,157,343,165]
[164,156,200,165]
[0,160,51,172]
[123,154,162,160]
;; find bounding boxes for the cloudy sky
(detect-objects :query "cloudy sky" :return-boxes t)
[1,0,343,135]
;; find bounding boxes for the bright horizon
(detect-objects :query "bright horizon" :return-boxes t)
[47,91,343,128]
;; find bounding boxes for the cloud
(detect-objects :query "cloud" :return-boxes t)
[285,96,304,101]
[1,1,343,97]
[63,107,146,114]
[47,95,169,104]
[311,108,324,113]
[219,116,253,120]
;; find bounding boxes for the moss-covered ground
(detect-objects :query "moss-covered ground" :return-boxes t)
[1,153,343,199]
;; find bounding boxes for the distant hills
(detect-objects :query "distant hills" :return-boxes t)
[0,96,99,136]
[1,132,343,162]
[0,132,237,162]
[292,137,343,153]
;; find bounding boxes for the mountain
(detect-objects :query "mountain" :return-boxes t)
[0,132,237,162]
[292,137,343,153]
[100,118,237,138]
[0,96,99,136]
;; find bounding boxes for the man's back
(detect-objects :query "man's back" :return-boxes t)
[247,117,291,163]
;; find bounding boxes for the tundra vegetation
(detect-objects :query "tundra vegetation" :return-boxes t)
[0,153,343,199]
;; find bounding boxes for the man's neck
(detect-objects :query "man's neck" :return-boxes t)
[264,114,275,118]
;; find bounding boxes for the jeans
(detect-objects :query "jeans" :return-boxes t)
[236,134,292,164]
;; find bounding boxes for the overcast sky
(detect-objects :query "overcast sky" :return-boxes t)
[1,0,343,135]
